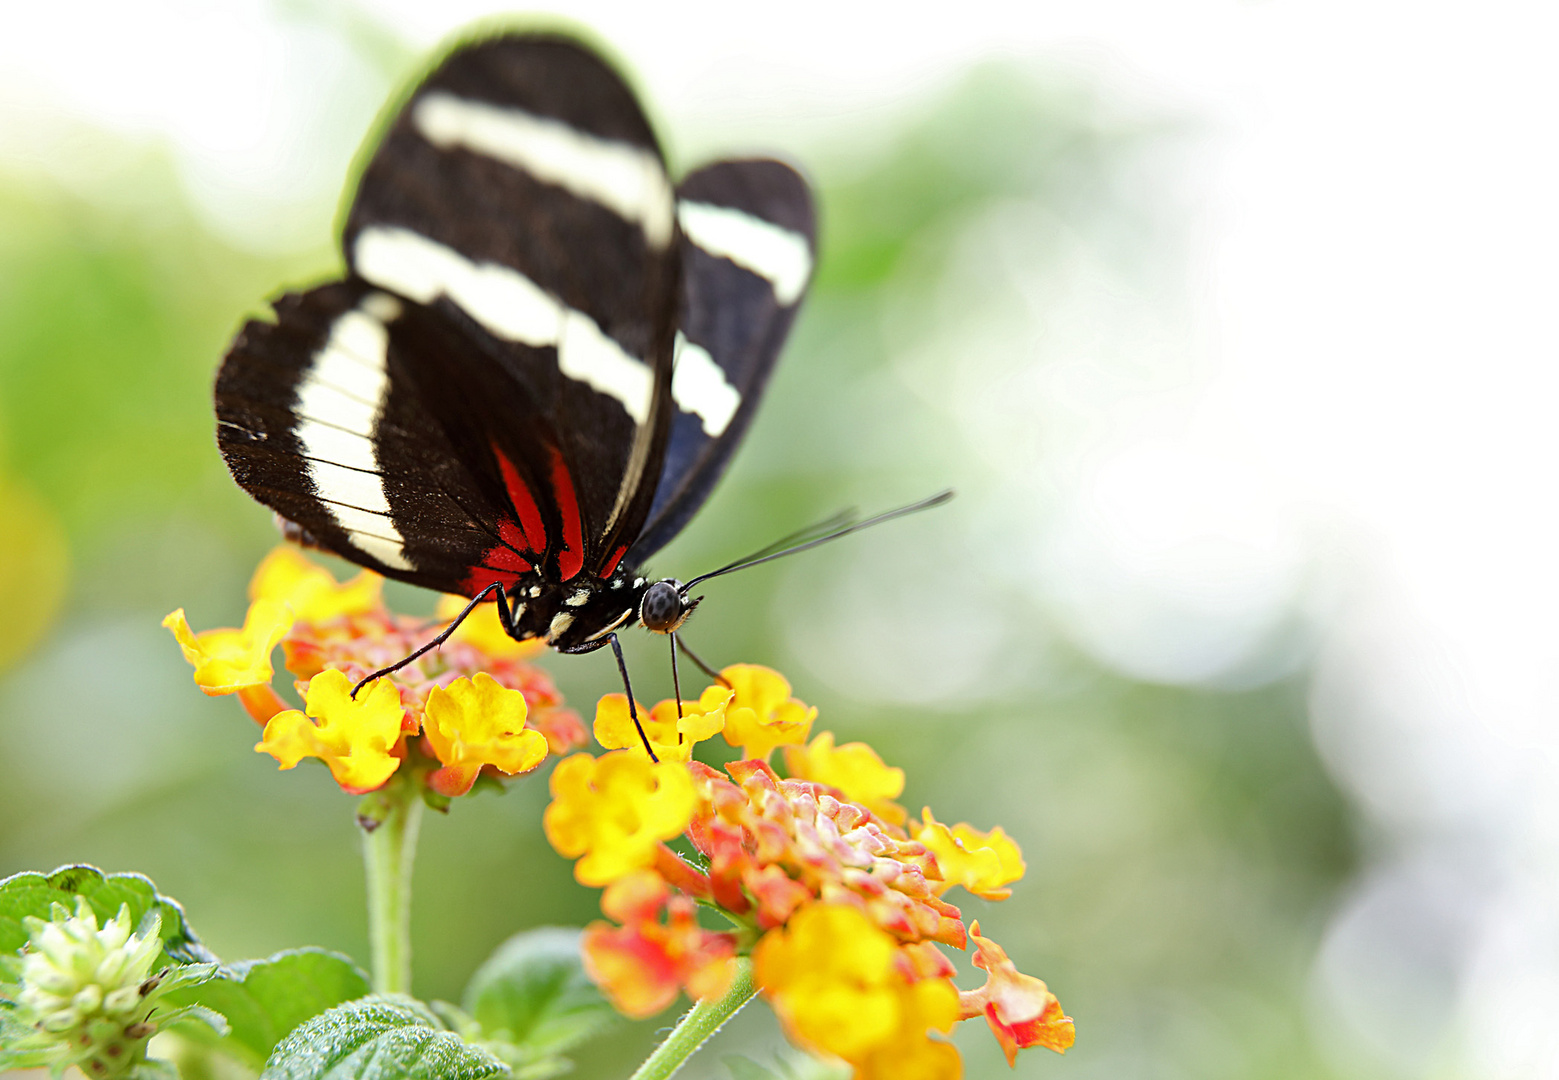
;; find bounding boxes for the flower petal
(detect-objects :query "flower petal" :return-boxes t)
[255,669,404,792]
[424,673,546,782]
[595,691,726,763]
[961,923,1074,1060]
[435,593,545,657]
[249,546,382,621]
[543,751,698,886]
[720,664,816,760]
[914,809,1025,900]
[163,600,293,695]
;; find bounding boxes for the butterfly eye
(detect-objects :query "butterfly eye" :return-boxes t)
[639,580,687,633]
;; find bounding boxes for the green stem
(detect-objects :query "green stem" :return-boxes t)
[628,959,757,1080]
[359,780,424,996]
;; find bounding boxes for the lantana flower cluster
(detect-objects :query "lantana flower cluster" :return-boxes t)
[545,666,1075,1079]
[164,547,585,797]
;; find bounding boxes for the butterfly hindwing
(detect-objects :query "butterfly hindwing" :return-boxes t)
[630,158,818,563]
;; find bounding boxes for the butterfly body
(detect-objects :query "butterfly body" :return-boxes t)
[215,32,816,658]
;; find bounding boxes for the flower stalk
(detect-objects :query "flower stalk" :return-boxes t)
[628,959,756,1080]
[359,777,424,995]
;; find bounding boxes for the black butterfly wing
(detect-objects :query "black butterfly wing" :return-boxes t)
[216,34,681,597]
[628,158,817,564]
[217,280,528,594]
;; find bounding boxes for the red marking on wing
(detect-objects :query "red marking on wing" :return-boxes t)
[492,442,546,553]
[462,565,523,596]
[550,446,585,581]
[599,543,629,579]
[490,521,534,572]
[461,521,533,598]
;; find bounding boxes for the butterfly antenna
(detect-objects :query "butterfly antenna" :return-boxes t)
[728,506,859,564]
[682,489,954,591]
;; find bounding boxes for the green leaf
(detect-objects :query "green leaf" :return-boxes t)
[154,1002,229,1036]
[154,962,224,994]
[166,948,371,1069]
[262,995,509,1080]
[0,865,213,965]
[461,928,616,1061]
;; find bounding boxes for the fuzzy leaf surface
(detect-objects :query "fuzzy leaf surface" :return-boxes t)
[164,948,369,1067]
[262,994,509,1080]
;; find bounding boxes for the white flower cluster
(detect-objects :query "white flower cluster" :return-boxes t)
[2,893,225,1078]
[17,899,164,1038]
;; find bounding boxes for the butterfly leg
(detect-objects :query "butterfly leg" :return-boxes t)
[608,633,659,763]
[350,582,515,697]
[669,633,684,723]
[675,636,731,689]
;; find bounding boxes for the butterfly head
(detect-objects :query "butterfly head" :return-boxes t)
[639,578,700,635]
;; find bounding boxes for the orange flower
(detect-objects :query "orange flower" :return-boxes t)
[852,979,964,1080]
[171,546,585,796]
[959,923,1074,1061]
[249,546,381,621]
[540,672,1074,1074]
[581,870,737,1018]
[686,759,962,944]
[753,903,960,1078]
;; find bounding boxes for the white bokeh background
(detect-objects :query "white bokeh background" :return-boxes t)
[4,1,1558,1074]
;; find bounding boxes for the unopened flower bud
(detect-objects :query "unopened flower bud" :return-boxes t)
[7,898,169,1079]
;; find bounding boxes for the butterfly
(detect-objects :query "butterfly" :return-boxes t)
[214,30,945,753]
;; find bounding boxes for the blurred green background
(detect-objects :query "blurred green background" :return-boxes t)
[0,13,1356,1080]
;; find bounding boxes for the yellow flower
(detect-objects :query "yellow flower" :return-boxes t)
[423,673,548,796]
[593,688,729,763]
[544,751,698,886]
[753,903,959,1075]
[435,593,545,659]
[720,664,816,760]
[164,599,293,696]
[250,545,381,621]
[853,979,964,1080]
[784,732,907,826]
[754,904,901,1058]
[256,668,404,792]
[914,810,1025,901]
